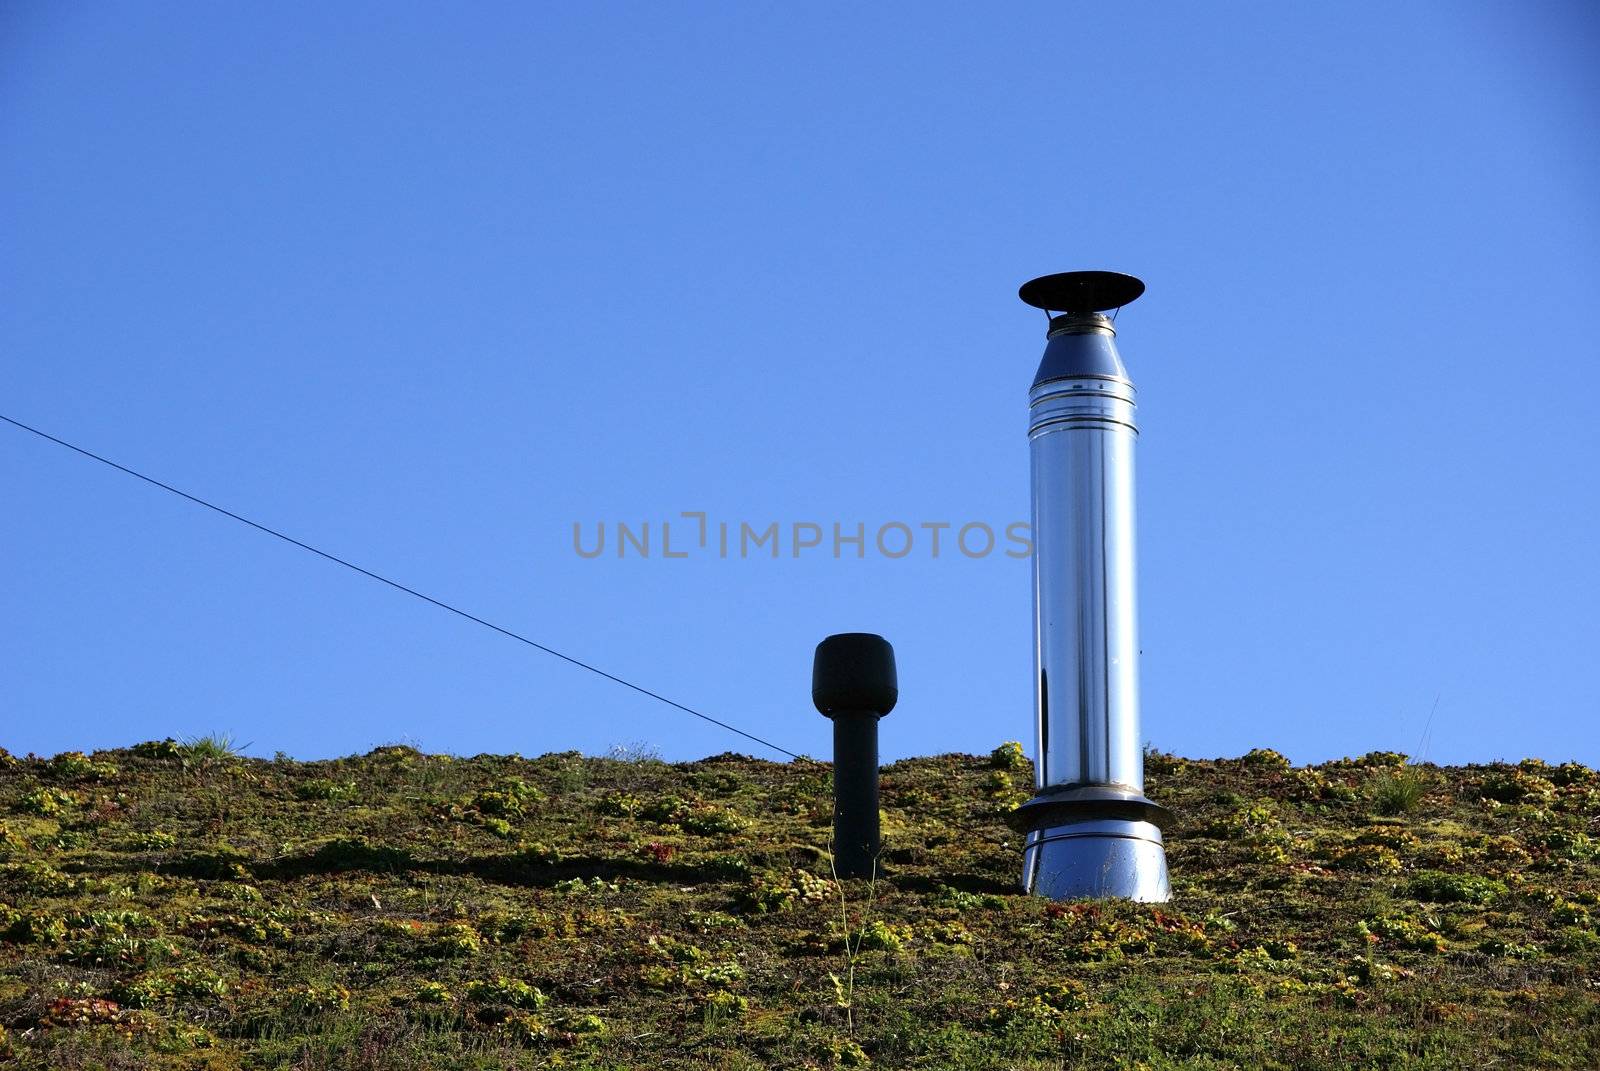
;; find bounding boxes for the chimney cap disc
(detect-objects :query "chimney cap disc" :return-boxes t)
[1019,270,1145,313]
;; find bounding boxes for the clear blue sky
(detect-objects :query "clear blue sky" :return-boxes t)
[3,3,1597,767]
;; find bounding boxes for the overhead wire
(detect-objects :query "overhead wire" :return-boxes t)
[0,412,803,761]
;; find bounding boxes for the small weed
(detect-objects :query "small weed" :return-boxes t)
[639,840,675,863]
[545,757,588,794]
[1344,954,1413,985]
[471,778,543,818]
[18,787,75,816]
[605,741,662,762]
[821,1035,870,1067]
[1548,898,1590,926]
[981,769,1014,796]
[131,739,184,760]
[499,1012,549,1044]
[1240,748,1292,771]
[1208,802,1294,863]
[430,922,484,957]
[4,911,68,944]
[1537,828,1595,862]
[640,795,695,824]
[1478,766,1557,805]
[1145,746,1188,776]
[1356,915,1445,952]
[553,876,619,896]
[409,980,454,1005]
[1290,767,1358,802]
[1548,761,1597,786]
[286,982,349,1013]
[990,741,1029,770]
[3,860,83,895]
[292,778,355,801]
[117,965,227,1006]
[828,842,886,1033]
[679,806,749,836]
[700,989,747,1026]
[596,791,643,818]
[566,1013,607,1036]
[1407,870,1507,905]
[933,885,1006,911]
[1348,751,1410,768]
[688,910,742,932]
[48,751,119,780]
[1477,937,1540,958]
[1327,842,1403,874]
[856,918,911,952]
[737,869,833,914]
[465,976,547,1009]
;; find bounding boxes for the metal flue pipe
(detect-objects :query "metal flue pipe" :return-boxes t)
[813,633,897,879]
[1006,270,1172,902]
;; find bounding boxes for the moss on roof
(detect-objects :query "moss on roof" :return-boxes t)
[1,741,1597,1069]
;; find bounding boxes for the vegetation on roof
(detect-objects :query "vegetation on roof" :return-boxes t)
[1,740,1597,1069]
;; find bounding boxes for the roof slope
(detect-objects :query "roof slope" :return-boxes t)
[1,742,1597,1069]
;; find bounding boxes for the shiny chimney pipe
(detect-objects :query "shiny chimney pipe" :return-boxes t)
[1007,270,1171,902]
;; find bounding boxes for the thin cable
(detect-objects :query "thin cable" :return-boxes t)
[0,412,802,761]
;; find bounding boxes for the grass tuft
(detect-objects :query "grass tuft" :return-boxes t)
[1369,765,1428,815]
[180,732,249,761]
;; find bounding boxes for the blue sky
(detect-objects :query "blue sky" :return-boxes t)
[3,2,1597,767]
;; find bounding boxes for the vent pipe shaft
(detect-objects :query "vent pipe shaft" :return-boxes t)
[813,633,897,880]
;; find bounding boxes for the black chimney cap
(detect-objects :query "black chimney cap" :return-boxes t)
[1019,270,1145,314]
[812,633,897,717]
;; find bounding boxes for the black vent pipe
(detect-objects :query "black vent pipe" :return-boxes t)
[812,633,897,879]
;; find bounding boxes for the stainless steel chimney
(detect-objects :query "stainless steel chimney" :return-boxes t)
[1007,270,1171,902]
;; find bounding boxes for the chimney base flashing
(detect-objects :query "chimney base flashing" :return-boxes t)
[1006,784,1171,833]
[1021,817,1172,903]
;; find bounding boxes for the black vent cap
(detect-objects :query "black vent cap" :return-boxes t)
[812,633,898,717]
[1019,270,1145,314]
